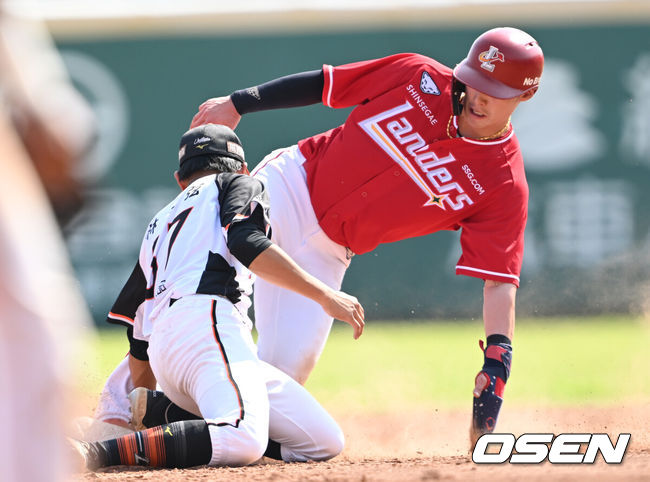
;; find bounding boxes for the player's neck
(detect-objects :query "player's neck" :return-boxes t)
[454,114,511,141]
[179,170,221,190]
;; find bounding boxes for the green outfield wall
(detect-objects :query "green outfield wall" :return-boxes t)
[56,19,650,321]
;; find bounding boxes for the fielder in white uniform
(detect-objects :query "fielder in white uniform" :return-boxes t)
[74,124,364,470]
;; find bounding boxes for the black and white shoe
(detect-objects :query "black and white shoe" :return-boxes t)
[67,437,100,472]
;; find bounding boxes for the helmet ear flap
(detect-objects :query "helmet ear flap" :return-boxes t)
[452,78,466,115]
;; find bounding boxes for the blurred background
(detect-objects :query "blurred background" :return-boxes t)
[6,0,650,324]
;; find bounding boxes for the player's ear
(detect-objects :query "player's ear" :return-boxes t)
[520,88,537,102]
[173,171,186,190]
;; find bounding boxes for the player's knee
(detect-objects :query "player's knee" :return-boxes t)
[232,435,266,466]
[314,424,345,461]
[209,433,266,467]
[207,421,267,467]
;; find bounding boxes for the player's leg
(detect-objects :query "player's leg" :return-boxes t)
[72,419,213,470]
[76,296,269,471]
[253,146,351,384]
[122,362,345,463]
[148,295,269,467]
[254,249,347,385]
[262,361,344,461]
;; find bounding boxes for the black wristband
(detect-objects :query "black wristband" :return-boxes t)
[127,326,149,361]
[231,69,324,115]
[486,334,511,346]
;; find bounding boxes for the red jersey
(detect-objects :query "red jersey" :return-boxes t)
[298,53,528,286]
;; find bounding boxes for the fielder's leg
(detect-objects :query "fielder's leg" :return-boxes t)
[73,420,212,470]
[147,296,269,467]
[262,361,344,461]
[124,363,345,463]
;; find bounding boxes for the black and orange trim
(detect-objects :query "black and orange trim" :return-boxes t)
[210,299,245,427]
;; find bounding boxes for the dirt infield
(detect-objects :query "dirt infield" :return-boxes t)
[71,403,650,481]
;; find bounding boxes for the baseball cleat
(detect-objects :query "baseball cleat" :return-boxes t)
[67,437,99,472]
[129,387,172,431]
[128,387,152,431]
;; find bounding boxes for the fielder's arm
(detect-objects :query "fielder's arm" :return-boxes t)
[219,174,364,339]
[128,354,155,391]
[248,244,364,339]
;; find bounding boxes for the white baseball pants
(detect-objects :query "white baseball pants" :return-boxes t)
[147,295,268,466]
[252,146,351,384]
[96,293,343,464]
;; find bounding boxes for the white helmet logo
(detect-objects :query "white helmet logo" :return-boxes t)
[479,46,505,72]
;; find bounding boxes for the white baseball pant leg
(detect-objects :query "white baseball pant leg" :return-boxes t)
[252,146,351,384]
[262,361,344,461]
[147,295,269,466]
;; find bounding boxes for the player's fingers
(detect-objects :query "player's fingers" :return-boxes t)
[473,372,490,398]
[352,312,364,339]
[190,111,204,128]
[355,302,365,321]
[340,312,358,338]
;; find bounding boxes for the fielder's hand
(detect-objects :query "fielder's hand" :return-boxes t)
[191,96,241,130]
[321,290,365,340]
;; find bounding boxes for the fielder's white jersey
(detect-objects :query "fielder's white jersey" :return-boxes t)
[107,173,271,342]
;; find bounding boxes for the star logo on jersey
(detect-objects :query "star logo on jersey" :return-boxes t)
[479,46,505,72]
[359,102,450,209]
[420,71,440,95]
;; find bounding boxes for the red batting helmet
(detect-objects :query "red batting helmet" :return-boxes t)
[453,27,544,99]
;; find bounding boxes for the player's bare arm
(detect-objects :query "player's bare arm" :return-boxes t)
[128,353,156,391]
[482,280,516,340]
[248,244,365,339]
[469,280,516,445]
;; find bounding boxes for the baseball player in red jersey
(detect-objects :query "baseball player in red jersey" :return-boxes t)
[72,124,364,471]
[190,27,543,443]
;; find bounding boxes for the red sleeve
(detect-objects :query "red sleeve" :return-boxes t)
[455,183,528,287]
[322,53,439,108]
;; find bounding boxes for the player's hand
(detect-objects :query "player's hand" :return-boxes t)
[321,290,365,339]
[190,96,241,130]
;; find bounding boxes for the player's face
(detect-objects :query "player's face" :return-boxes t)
[458,86,524,139]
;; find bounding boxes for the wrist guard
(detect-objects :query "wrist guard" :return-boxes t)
[472,338,512,437]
